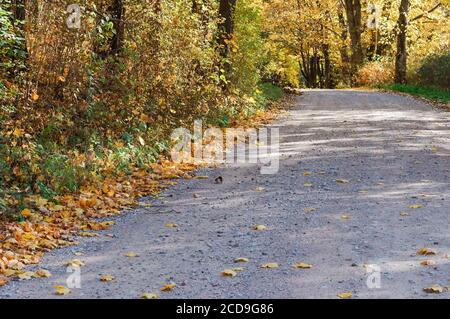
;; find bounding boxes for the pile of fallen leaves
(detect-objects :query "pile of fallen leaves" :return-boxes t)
[0,160,197,286]
[0,96,292,287]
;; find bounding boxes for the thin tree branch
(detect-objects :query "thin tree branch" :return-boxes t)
[410,2,443,22]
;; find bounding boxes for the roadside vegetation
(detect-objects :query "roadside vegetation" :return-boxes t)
[0,0,449,286]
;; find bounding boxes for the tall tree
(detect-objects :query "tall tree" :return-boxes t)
[395,1,444,84]
[13,0,26,26]
[337,0,350,84]
[218,0,237,61]
[394,0,410,84]
[344,0,363,81]
[109,0,125,56]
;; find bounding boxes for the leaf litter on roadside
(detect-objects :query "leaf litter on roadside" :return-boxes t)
[0,161,199,285]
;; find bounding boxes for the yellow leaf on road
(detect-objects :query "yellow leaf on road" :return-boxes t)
[141,293,160,299]
[261,263,279,269]
[293,263,313,269]
[54,285,70,296]
[409,204,423,209]
[417,248,437,256]
[165,223,179,228]
[125,252,139,258]
[18,271,35,280]
[303,183,313,187]
[423,285,443,294]
[161,283,176,292]
[66,259,85,267]
[420,260,436,266]
[400,212,409,216]
[341,214,351,220]
[336,179,349,184]
[253,225,267,231]
[100,275,115,282]
[234,258,249,263]
[222,269,237,277]
[79,232,100,237]
[35,269,52,278]
[338,292,353,299]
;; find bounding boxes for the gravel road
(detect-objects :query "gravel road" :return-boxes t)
[1,89,449,299]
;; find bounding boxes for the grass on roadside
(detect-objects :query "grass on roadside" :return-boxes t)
[383,84,450,104]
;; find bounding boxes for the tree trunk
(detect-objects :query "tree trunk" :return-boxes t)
[344,0,363,82]
[109,0,125,56]
[395,0,410,84]
[322,44,332,88]
[337,1,350,85]
[13,0,26,25]
[218,0,237,61]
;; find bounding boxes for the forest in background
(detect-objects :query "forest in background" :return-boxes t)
[0,0,449,217]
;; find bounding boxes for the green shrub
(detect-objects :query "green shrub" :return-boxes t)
[416,52,450,90]
[384,84,450,103]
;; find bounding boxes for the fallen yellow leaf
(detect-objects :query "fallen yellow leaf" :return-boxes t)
[222,269,237,277]
[160,283,176,292]
[78,232,100,237]
[141,293,160,299]
[409,204,423,209]
[165,223,179,228]
[31,91,39,101]
[417,248,437,256]
[54,285,71,296]
[400,212,409,216]
[341,214,351,220]
[0,276,8,286]
[261,263,279,269]
[336,179,350,184]
[423,285,443,294]
[100,275,115,282]
[18,271,34,280]
[66,259,85,267]
[338,292,353,299]
[234,258,249,263]
[420,260,436,266]
[20,208,32,218]
[125,252,139,258]
[293,262,313,269]
[253,225,268,231]
[303,183,313,187]
[35,269,52,278]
